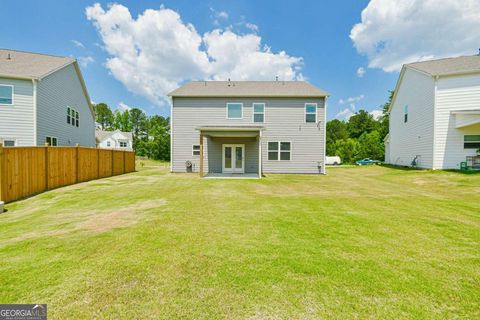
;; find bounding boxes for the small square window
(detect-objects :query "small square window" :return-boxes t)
[120,141,127,148]
[268,141,291,161]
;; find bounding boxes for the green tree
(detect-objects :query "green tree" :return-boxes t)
[334,138,360,164]
[347,110,379,139]
[358,130,384,160]
[379,90,394,139]
[94,103,114,130]
[129,108,148,150]
[113,109,132,132]
[326,119,348,156]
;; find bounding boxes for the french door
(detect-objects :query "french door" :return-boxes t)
[222,144,245,173]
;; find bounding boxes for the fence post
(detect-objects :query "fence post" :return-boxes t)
[44,143,49,190]
[75,144,80,183]
[0,143,4,203]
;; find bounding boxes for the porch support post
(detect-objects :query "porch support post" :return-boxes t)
[199,133,204,177]
[258,130,262,178]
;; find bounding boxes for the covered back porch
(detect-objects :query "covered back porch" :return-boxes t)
[197,126,264,179]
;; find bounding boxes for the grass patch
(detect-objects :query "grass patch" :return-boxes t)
[1,161,479,319]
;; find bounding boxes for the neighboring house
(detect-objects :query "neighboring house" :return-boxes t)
[0,49,95,147]
[385,54,480,169]
[96,129,133,150]
[168,80,328,177]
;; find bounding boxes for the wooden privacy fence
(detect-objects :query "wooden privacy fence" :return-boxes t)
[0,144,135,203]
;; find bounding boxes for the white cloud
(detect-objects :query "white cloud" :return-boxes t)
[339,94,364,105]
[118,102,132,112]
[350,0,480,72]
[336,94,365,120]
[356,67,365,78]
[369,109,383,120]
[78,56,94,67]
[72,39,85,48]
[336,108,355,120]
[86,3,303,107]
[245,23,259,32]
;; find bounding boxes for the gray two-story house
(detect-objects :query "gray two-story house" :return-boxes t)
[169,81,328,178]
[0,49,95,147]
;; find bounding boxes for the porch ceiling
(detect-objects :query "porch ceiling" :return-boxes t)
[452,109,480,128]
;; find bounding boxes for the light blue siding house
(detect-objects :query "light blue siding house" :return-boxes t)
[169,81,328,178]
[0,49,95,147]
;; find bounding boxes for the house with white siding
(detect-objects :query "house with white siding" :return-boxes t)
[0,49,95,147]
[169,81,328,178]
[385,54,480,169]
[96,129,133,150]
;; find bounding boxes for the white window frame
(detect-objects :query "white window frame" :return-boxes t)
[46,136,58,146]
[0,84,14,105]
[67,107,80,127]
[252,102,265,123]
[119,140,128,148]
[267,141,292,161]
[226,103,243,119]
[192,144,200,156]
[305,103,317,123]
[106,141,111,147]
[1,138,16,147]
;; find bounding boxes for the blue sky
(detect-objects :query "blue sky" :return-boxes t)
[2,0,479,119]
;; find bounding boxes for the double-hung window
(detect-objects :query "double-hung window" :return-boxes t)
[253,103,265,123]
[268,142,291,161]
[192,145,200,156]
[464,135,480,149]
[227,103,243,119]
[305,103,317,123]
[0,85,13,105]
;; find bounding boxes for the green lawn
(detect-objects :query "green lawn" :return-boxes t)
[1,161,479,319]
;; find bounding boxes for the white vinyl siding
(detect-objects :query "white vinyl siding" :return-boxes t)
[0,78,35,146]
[434,74,480,169]
[388,68,435,168]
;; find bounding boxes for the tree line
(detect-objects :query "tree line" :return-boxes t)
[326,91,392,163]
[93,103,170,161]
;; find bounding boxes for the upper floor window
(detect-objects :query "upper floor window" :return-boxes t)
[253,103,265,123]
[0,85,13,105]
[119,141,128,148]
[404,105,408,123]
[67,107,80,127]
[227,103,243,119]
[464,135,480,149]
[305,103,317,123]
[107,141,111,147]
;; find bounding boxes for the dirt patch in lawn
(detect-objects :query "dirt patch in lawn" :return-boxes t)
[3,199,167,246]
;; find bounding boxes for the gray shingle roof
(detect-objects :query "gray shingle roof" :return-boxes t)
[407,55,480,76]
[168,81,329,98]
[0,49,74,79]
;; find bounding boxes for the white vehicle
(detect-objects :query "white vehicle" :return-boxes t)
[326,156,342,165]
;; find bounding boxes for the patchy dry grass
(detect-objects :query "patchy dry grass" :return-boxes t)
[0,161,479,319]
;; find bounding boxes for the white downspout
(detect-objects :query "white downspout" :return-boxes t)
[258,130,262,178]
[32,79,38,146]
[432,76,438,170]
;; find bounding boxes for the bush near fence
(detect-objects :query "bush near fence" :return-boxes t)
[0,144,135,203]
